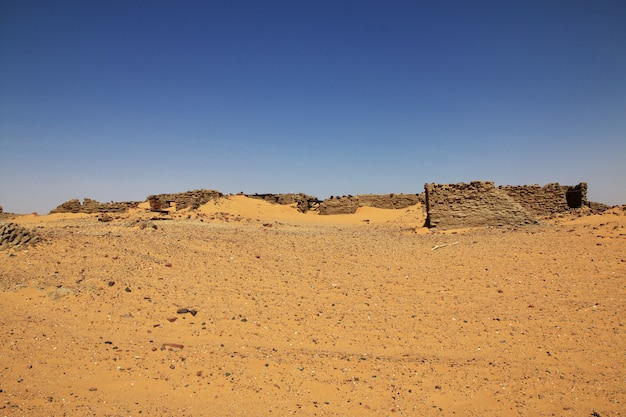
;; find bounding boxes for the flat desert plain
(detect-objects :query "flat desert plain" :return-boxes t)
[1,196,624,416]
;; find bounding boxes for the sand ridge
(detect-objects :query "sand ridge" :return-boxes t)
[0,201,624,416]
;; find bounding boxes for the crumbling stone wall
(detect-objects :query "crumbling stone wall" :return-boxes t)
[245,193,321,213]
[499,183,587,217]
[357,193,423,209]
[425,181,538,229]
[246,192,423,214]
[147,189,223,211]
[50,198,139,214]
[317,193,423,215]
[318,196,360,215]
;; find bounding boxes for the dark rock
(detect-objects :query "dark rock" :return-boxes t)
[0,222,40,250]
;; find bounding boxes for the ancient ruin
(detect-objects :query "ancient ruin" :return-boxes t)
[499,183,587,217]
[424,181,588,229]
[146,189,223,212]
[245,193,321,213]
[44,182,592,230]
[50,198,139,214]
[245,193,423,215]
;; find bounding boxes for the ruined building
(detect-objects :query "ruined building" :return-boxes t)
[425,181,587,230]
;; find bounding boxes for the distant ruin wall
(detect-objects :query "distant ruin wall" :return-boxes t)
[425,181,538,229]
[318,193,423,215]
[245,192,423,215]
[50,198,139,214]
[357,193,423,209]
[318,196,360,215]
[147,189,223,211]
[245,193,321,213]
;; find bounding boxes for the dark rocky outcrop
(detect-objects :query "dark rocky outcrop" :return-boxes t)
[0,222,40,250]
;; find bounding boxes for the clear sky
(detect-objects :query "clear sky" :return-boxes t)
[1,0,625,213]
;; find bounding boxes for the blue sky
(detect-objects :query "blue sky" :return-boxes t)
[1,0,625,213]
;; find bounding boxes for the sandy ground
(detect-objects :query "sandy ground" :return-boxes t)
[0,196,624,416]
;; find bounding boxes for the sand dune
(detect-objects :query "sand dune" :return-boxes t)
[0,200,624,416]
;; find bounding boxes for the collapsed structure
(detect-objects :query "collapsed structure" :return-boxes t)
[47,181,591,230]
[424,181,587,229]
[147,189,223,212]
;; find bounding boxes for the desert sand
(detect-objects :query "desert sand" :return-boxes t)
[1,196,624,416]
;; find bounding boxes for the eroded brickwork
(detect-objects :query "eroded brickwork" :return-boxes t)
[425,181,588,229]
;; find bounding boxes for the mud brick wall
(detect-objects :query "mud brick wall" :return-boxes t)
[424,181,538,229]
[147,189,223,211]
[500,182,587,217]
[499,183,568,217]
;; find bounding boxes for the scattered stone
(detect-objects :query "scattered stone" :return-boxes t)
[98,214,113,222]
[176,308,197,316]
[88,387,97,392]
[161,343,184,350]
[125,287,132,292]
[49,287,73,300]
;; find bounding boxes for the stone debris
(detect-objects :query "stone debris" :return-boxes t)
[0,222,40,250]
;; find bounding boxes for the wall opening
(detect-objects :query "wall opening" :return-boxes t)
[566,188,582,208]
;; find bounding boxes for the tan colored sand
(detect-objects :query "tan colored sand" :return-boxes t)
[1,198,624,416]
